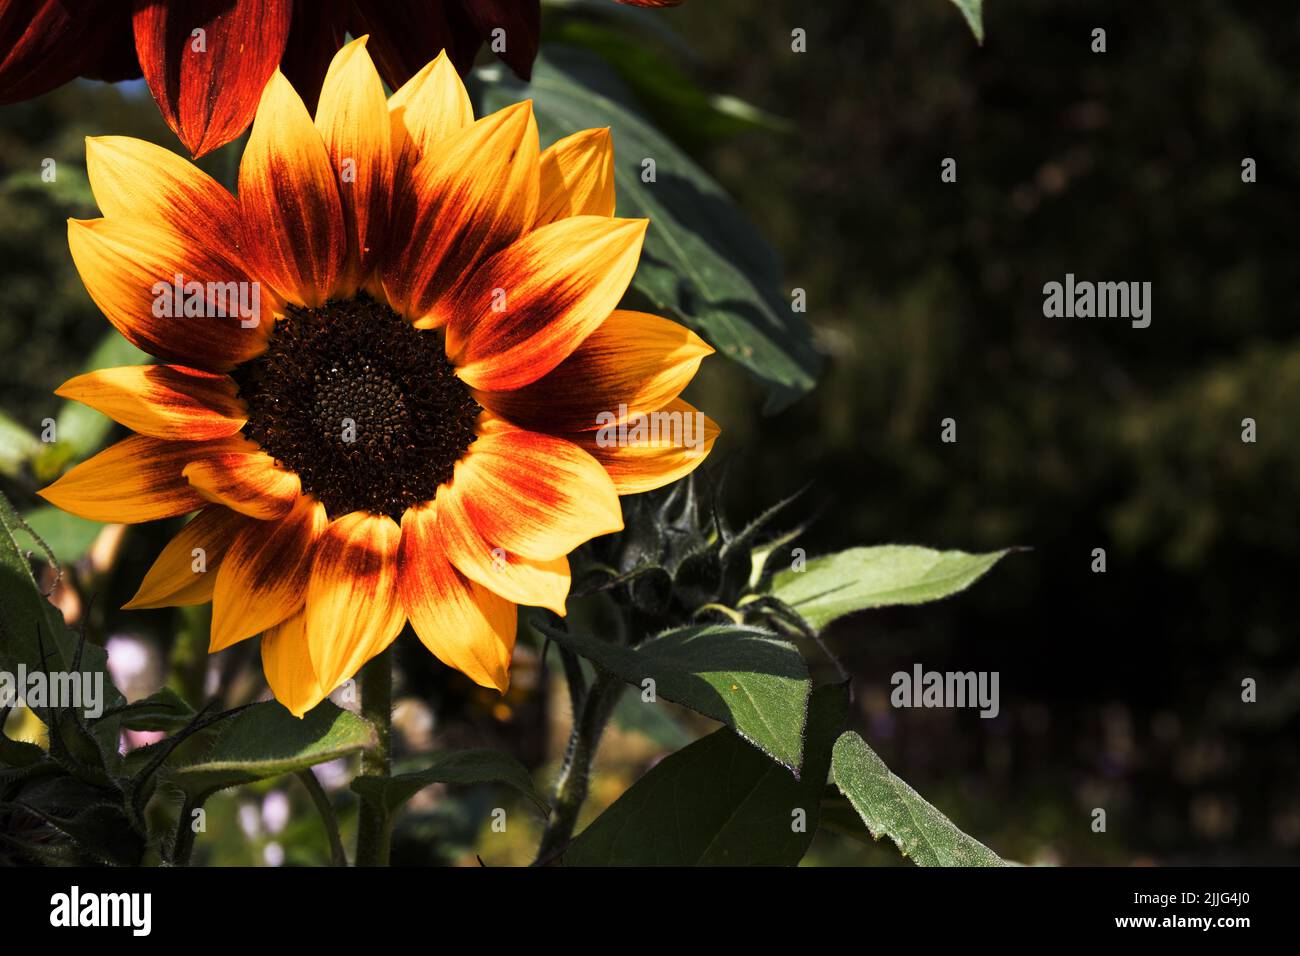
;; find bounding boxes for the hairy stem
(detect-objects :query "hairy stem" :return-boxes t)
[354,648,393,866]
[297,769,348,866]
[533,673,623,865]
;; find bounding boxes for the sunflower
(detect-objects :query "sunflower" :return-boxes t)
[38,37,716,717]
[0,0,683,158]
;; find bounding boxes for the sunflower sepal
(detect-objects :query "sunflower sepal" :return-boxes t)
[575,470,810,637]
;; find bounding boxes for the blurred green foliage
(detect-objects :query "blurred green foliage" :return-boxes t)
[672,0,1300,864]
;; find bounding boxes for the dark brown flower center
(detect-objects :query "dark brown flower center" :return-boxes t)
[230,295,479,520]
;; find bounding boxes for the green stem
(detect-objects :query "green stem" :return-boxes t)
[168,604,210,709]
[297,769,348,867]
[354,648,393,867]
[533,673,623,865]
[171,795,199,866]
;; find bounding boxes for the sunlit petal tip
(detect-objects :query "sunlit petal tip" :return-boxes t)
[398,503,517,693]
[262,611,327,718]
[537,127,617,225]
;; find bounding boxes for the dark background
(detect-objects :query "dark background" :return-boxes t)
[1,0,1296,864]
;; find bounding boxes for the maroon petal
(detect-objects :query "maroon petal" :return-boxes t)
[0,0,120,102]
[132,0,293,158]
[280,0,348,114]
[83,5,144,85]
[350,0,459,92]
[454,0,539,81]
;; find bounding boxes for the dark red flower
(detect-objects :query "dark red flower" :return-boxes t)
[0,0,556,157]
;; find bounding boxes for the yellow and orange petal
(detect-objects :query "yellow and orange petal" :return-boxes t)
[261,610,326,718]
[124,507,250,610]
[304,512,405,696]
[439,424,624,562]
[385,100,540,323]
[445,216,648,390]
[182,436,301,520]
[210,495,328,652]
[55,365,246,442]
[38,435,227,524]
[537,128,617,225]
[238,69,347,307]
[399,502,517,693]
[314,36,392,293]
[474,309,712,433]
[67,218,269,371]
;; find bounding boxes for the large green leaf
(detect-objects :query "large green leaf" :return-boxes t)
[543,20,791,149]
[564,683,846,866]
[768,545,1012,631]
[472,48,821,410]
[0,491,124,751]
[948,0,985,44]
[351,748,548,816]
[831,731,1004,866]
[164,702,373,805]
[541,0,693,56]
[540,622,811,771]
[19,506,103,566]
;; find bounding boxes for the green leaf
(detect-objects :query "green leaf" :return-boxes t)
[164,702,373,805]
[768,545,1012,631]
[472,48,822,410]
[540,622,811,771]
[565,683,847,866]
[831,731,1005,866]
[0,491,124,752]
[0,412,40,478]
[19,506,103,566]
[113,687,197,734]
[948,0,985,44]
[350,748,548,816]
[541,0,694,57]
[543,20,792,148]
[610,687,694,750]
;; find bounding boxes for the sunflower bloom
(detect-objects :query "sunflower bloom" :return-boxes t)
[0,0,684,158]
[39,38,717,717]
